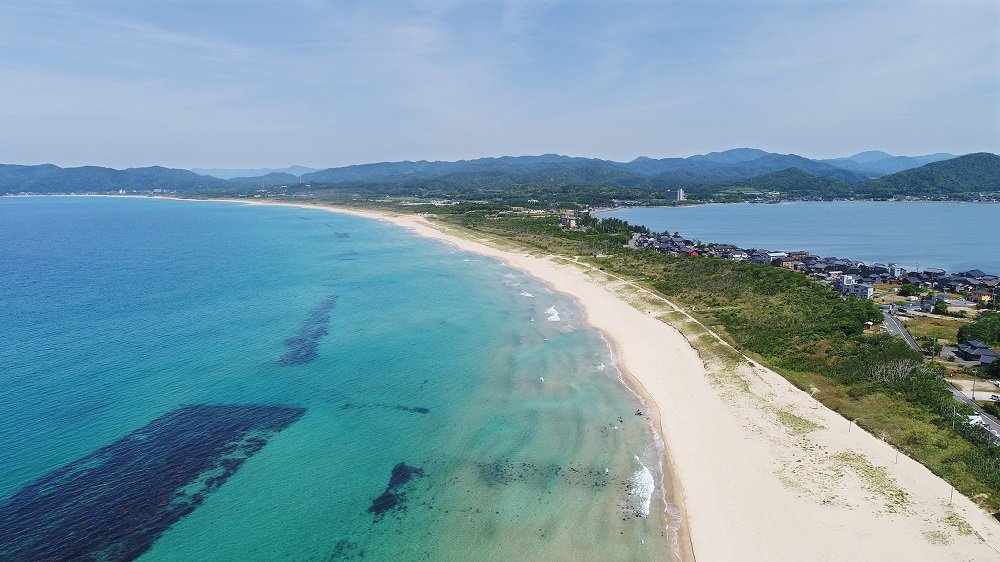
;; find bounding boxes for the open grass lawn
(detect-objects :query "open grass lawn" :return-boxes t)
[904,314,970,345]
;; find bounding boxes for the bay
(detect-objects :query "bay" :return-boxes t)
[600,201,1000,274]
[0,196,672,561]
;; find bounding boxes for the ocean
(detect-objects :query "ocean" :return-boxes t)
[600,201,1000,274]
[0,196,673,561]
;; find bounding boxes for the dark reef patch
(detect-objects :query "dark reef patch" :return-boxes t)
[387,462,423,488]
[0,404,306,562]
[328,538,365,560]
[394,405,430,414]
[280,295,338,366]
[476,459,609,489]
[341,402,431,415]
[368,463,424,519]
[324,226,351,238]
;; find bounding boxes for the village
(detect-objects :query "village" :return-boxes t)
[619,226,1000,432]
[619,227,999,365]
[626,229,998,306]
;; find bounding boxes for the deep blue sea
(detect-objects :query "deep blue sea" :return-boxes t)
[601,202,1000,274]
[0,197,673,561]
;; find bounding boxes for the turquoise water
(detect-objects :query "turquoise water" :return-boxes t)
[0,197,673,561]
[601,201,1000,274]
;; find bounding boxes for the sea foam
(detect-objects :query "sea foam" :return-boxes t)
[627,456,655,518]
[545,306,560,322]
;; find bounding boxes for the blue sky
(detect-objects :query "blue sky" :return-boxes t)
[0,1,996,168]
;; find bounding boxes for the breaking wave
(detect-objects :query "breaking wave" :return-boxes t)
[545,306,560,322]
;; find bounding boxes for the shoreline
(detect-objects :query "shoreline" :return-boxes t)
[242,198,1000,561]
[36,195,1000,560]
[204,197,697,561]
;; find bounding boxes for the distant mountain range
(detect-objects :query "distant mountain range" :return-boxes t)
[1,149,995,201]
[684,153,999,200]
[819,151,955,176]
[190,166,319,180]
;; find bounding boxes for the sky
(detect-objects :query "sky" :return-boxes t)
[0,1,997,169]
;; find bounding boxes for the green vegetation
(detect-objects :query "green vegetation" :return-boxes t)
[905,315,968,346]
[832,451,911,514]
[958,311,1000,345]
[683,168,853,202]
[436,209,1000,511]
[898,282,920,297]
[0,164,225,193]
[862,153,1000,198]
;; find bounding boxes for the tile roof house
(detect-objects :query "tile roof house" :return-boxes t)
[955,340,999,366]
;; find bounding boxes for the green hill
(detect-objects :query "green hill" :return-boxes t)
[0,164,224,194]
[860,153,1000,197]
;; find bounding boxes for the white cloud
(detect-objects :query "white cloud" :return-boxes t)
[0,0,995,166]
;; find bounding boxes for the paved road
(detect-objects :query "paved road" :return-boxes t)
[948,388,1000,442]
[882,311,921,352]
[882,311,1000,441]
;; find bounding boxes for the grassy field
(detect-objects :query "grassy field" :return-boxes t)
[903,314,971,346]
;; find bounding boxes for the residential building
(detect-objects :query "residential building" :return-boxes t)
[833,275,873,299]
[843,283,874,299]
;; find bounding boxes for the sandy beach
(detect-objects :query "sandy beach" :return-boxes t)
[202,198,1000,560]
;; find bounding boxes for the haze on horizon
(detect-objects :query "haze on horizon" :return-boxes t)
[1,1,996,170]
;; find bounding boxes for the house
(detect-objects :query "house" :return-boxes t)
[832,275,873,299]
[844,283,874,299]
[725,249,749,262]
[771,257,796,270]
[970,290,994,303]
[678,246,699,257]
[560,216,577,229]
[955,340,999,366]
[941,281,967,293]
[833,275,857,291]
